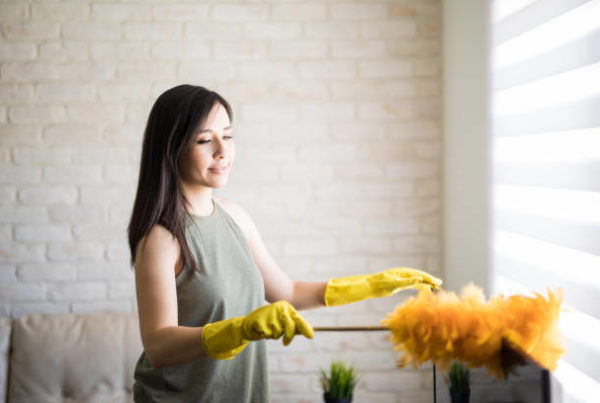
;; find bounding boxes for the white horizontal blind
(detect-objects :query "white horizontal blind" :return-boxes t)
[490,1,600,402]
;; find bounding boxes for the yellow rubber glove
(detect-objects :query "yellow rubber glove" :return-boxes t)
[324,267,442,307]
[201,300,314,360]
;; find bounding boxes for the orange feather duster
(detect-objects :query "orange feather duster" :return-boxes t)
[381,284,564,379]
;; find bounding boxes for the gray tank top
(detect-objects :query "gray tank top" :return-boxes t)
[133,200,269,402]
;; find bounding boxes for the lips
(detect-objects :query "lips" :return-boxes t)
[209,165,228,174]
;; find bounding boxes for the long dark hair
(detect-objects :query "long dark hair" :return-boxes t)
[128,84,233,271]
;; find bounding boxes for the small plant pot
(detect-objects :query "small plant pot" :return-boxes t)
[323,394,352,403]
[449,390,470,403]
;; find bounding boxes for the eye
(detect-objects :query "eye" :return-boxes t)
[196,139,210,144]
[223,135,233,140]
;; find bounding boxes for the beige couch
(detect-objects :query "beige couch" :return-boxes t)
[0,312,552,403]
[1,312,142,403]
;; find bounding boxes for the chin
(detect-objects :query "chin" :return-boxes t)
[209,178,229,189]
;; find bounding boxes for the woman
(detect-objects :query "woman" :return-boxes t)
[128,84,441,402]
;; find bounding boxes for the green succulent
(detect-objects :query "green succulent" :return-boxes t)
[448,360,470,395]
[319,359,357,399]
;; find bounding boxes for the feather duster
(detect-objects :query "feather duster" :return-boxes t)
[381,284,564,379]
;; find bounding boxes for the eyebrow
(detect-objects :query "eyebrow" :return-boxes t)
[198,126,233,134]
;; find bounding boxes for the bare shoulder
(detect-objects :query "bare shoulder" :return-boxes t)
[214,197,255,238]
[135,224,180,270]
[134,224,180,353]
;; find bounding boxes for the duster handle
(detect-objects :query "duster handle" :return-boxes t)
[313,326,388,332]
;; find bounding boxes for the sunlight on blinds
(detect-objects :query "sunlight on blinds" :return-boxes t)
[491,0,600,401]
[553,361,600,401]
[494,0,600,68]
[560,311,600,356]
[494,62,600,115]
[492,0,539,22]
[494,128,600,162]
[494,185,600,222]
[494,231,600,290]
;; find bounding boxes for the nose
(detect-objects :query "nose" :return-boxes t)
[213,138,226,159]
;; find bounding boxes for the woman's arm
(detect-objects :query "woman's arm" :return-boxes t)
[217,198,442,309]
[134,224,207,368]
[217,198,327,310]
[136,221,317,367]
[247,231,327,310]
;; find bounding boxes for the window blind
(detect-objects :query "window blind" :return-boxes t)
[490,1,600,401]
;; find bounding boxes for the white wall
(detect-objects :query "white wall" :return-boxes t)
[442,0,492,294]
[0,1,442,401]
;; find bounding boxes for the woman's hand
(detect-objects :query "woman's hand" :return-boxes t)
[324,267,442,307]
[201,301,314,360]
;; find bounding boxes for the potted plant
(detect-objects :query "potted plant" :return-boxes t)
[319,359,357,403]
[447,360,471,403]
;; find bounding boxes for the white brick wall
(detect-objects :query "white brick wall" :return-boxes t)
[0,1,442,401]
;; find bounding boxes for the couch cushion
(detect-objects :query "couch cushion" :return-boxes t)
[8,311,142,403]
[0,317,10,403]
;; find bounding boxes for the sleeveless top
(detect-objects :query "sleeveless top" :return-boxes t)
[133,200,269,402]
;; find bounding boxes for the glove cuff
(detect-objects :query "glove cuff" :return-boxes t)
[201,317,249,360]
[324,277,371,307]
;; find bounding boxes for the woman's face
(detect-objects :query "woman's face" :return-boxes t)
[178,102,235,190]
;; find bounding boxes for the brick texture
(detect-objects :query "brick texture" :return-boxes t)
[0,1,442,400]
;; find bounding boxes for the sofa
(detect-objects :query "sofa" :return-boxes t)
[0,311,554,403]
[1,311,142,403]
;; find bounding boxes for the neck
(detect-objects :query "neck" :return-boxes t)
[181,184,214,216]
